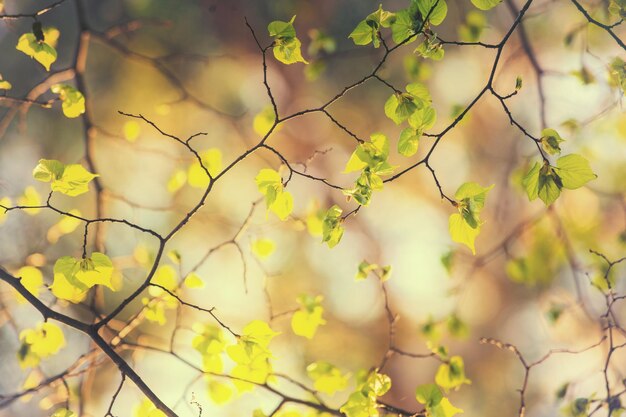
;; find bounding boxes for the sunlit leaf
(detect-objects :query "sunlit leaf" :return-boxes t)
[123,120,141,142]
[187,149,222,188]
[251,238,276,259]
[253,106,276,137]
[322,205,344,248]
[47,209,82,243]
[16,30,57,71]
[134,399,166,417]
[18,186,42,215]
[50,84,85,118]
[291,294,326,339]
[184,273,205,289]
[435,356,471,391]
[17,322,65,369]
[307,361,349,395]
[33,159,98,197]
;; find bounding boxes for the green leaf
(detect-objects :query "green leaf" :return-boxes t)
[291,294,326,339]
[268,16,297,38]
[268,16,308,65]
[273,37,308,65]
[540,128,564,155]
[416,0,448,26]
[307,361,349,395]
[449,182,493,254]
[17,322,65,369]
[398,127,421,156]
[435,356,471,391]
[415,37,445,61]
[33,159,98,197]
[206,378,232,404]
[458,11,486,42]
[449,213,480,255]
[51,253,115,303]
[183,272,204,289]
[471,0,503,10]
[253,106,276,136]
[446,314,469,339]
[255,168,293,221]
[608,57,626,92]
[349,20,378,47]
[50,84,85,118]
[134,399,167,417]
[0,74,11,90]
[16,32,57,71]
[390,10,420,44]
[554,154,597,189]
[416,383,443,408]
[349,5,396,47]
[609,0,626,19]
[322,205,344,248]
[356,261,391,281]
[523,155,596,206]
[385,83,431,125]
[522,161,562,206]
[251,238,276,259]
[416,384,463,417]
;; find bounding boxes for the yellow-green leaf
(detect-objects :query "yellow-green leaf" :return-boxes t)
[251,238,276,259]
[291,294,326,339]
[18,186,42,215]
[306,361,349,395]
[17,322,65,369]
[16,32,57,71]
[15,266,44,302]
[253,106,277,136]
[33,159,98,197]
[435,356,471,391]
[134,399,166,417]
[449,213,480,255]
[184,272,205,289]
[50,84,85,118]
[187,149,222,188]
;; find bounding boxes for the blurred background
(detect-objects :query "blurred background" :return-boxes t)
[0,0,625,416]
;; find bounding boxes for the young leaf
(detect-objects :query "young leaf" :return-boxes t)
[306,361,349,395]
[51,253,115,303]
[540,128,565,155]
[253,106,276,136]
[398,127,421,156]
[16,26,58,71]
[268,16,308,65]
[416,0,448,26]
[522,161,562,205]
[291,294,326,339]
[187,149,222,188]
[435,356,471,391]
[251,238,276,259]
[33,159,98,197]
[471,0,503,10]
[17,322,65,369]
[349,5,396,47]
[449,182,493,254]
[322,205,344,248]
[554,154,597,189]
[50,84,85,118]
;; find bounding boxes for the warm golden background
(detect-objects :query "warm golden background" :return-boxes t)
[0,0,625,416]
